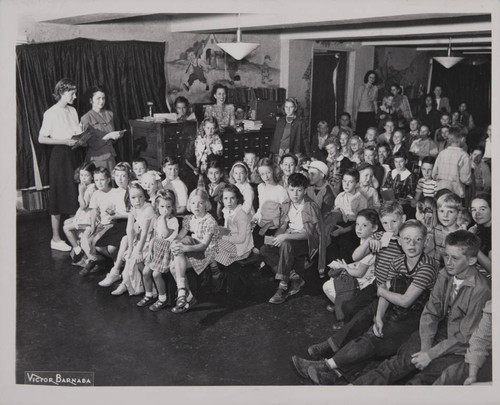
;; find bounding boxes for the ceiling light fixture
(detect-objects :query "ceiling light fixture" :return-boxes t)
[217,14,260,60]
[433,37,464,69]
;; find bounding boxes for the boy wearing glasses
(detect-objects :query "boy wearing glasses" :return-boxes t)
[292,220,438,384]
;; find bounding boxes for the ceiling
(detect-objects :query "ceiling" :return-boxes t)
[36,11,492,53]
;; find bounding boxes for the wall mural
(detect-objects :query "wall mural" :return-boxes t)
[166,34,281,105]
[374,47,429,101]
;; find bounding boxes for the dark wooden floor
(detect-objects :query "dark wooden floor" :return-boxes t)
[16,212,336,386]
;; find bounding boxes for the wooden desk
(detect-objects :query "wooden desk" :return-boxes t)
[129,120,274,172]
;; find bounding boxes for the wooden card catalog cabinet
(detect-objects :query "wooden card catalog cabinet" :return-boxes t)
[129,120,198,170]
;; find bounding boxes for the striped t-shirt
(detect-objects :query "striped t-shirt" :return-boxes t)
[416,178,437,198]
[387,253,438,291]
[373,232,404,285]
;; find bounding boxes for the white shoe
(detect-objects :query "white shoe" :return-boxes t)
[111,283,127,296]
[51,239,72,252]
[98,272,121,287]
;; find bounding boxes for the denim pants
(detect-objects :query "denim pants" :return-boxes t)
[352,326,463,385]
[333,310,421,369]
[260,239,309,282]
[433,356,492,385]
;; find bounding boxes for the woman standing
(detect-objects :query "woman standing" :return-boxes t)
[80,85,124,172]
[270,97,309,158]
[38,78,83,251]
[204,83,235,131]
[355,70,379,137]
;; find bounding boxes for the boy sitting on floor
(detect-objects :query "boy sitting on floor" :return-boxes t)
[351,230,490,385]
[260,173,323,305]
[292,220,438,385]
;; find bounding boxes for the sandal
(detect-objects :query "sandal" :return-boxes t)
[171,288,197,314]
[136,295,155,307]
[149,299,169,312]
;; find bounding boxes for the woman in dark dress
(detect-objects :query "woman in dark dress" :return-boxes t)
[38,78,84,252]
[270,97,309,159]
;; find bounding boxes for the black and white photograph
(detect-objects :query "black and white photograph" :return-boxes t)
[1,0,499,403]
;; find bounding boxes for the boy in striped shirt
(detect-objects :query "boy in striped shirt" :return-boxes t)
[293,220,438,384]
[414,156,437,201]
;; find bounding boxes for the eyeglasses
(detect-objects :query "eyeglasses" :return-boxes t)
[400,237,425,245]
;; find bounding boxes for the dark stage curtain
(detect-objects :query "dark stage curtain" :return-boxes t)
[430,59,491,127]
[16,38,167,189]
[310,52,347,134]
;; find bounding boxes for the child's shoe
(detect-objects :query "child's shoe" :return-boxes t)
[79,260,96,277]
[98,272,121,287]
[268,286,288,304]
[149,299,169,312]
[292,356,330,379]
[111,282,127,296]
[288,277,305,296]
[136,295,155,307]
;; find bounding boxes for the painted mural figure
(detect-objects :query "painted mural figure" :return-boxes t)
[183,48,210,92]
[261,55,272,84]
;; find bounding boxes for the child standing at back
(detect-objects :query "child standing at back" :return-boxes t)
[432,127,472,200]
[64,162,97,264]
[161,156,188,214]
[194,117,223,174]
[136,190,179,311]
[229,161,255,215]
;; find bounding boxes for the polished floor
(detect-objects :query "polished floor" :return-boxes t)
[16,212,336,386]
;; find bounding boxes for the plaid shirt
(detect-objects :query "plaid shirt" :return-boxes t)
[432,146,472,198]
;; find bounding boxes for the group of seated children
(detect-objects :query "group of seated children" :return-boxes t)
[59,111,491,384]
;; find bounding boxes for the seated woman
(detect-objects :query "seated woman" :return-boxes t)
[204,83,235,131]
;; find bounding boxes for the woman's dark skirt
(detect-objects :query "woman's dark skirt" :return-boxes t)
[48,145,80,215]
[356,112,376,138]
[95,219,127,248]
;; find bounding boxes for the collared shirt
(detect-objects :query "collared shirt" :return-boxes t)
[288,201,305,232]
[432,146,472,198]
[419,266,491,360]
[464,300,491,368]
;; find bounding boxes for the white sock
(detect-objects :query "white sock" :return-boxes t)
[158,294,167,302]
[279,281,288,290]
[74,246,82,255]
[145,291,153,298]
[326,358,336,369]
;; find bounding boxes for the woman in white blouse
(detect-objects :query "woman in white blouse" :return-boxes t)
[38,78,84,251]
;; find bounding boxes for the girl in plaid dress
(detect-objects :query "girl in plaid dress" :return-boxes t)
[136,190,179,312]
[215,184,254,266]
[170,189,219,313]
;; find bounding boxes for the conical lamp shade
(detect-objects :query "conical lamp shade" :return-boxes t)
[217,42,260,60]
[433,56,464,69]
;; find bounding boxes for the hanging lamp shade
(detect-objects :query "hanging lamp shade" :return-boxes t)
[433,38,464,69]
[217,27,260,61]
